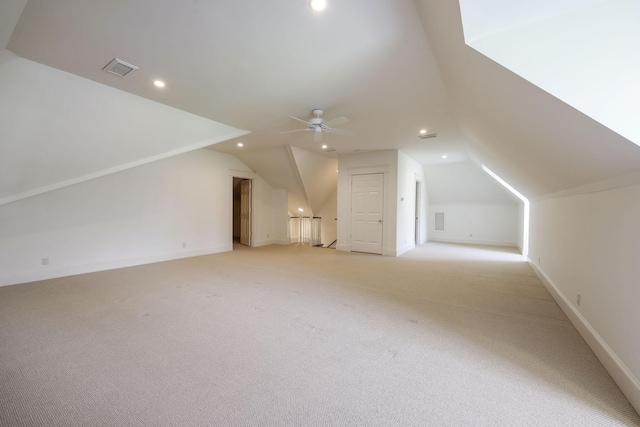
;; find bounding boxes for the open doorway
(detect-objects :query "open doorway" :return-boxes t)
[232,177,252,247]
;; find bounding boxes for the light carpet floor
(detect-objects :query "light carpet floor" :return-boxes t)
[1,242,638,426]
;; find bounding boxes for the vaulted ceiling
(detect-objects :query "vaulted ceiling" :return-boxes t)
[2,0,639,208]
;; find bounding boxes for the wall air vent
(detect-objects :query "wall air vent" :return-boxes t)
[435,212,445,231]
[102,58,139,77]
[419,133,438,140]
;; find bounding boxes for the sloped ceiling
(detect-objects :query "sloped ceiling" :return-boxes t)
[237,145,338,216]
[290,146,339,215]
[0,0,26,49]
[414,0,640,200]
[6,0,467,165]
[3,0,639,208]
[425,163,519,205]
[235,146,310,216]
[0,53,248,205]
[462,0,640,146]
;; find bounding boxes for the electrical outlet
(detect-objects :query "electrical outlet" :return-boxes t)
[267,234,270,238]
[577,294,581,306]
[469,233,473,238]
[41,258,49,266]
[182,242,186,248]
[538,256,541,264]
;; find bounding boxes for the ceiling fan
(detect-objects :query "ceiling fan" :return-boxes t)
[281,109,355,142]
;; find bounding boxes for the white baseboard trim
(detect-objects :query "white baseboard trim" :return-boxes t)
[253,239,290,247]
[528,259,640,415]
[430,236,516,248]
[0,245,231,288]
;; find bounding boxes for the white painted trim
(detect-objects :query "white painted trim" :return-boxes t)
[345,164,391,175]
[534,168,640,202]
[253,239,289,247]
[228,169,258,179]
[0,245,231,288]
[344,170,390,257]
[529,260,640,415]
[429,236,517,248]
[0,131,250,207]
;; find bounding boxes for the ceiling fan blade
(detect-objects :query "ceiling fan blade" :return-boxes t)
[280,128,312,134]
[314,131,323,143]
[323,116,349,128]
[326,128,355,136]
[288,116,312,126]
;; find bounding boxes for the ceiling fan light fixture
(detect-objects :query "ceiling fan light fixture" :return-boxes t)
[310,0,327,12]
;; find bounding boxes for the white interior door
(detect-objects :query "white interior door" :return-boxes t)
[240,179,252,246]
[350,174,383,254]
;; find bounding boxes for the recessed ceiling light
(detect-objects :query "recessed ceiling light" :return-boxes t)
[419,129,427,135]
[322,144,328,149]
[153,80,165,88]
[237,142,244,147]
[441,154,448,159]
[310,0,327,11]
[298,208,304,212]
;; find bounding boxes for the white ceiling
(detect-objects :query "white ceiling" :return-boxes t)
[7,0,467,164]
[462,0,640,146]
[2,0,639,206]
[458,0,605,41]
[415,0,640,199]
[0,53,247,204]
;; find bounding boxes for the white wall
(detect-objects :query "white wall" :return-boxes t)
[429,203,518,247]
[397,151,428,255]
[337,150,398,256]
[424,161,519,248]
[529,182,640,412]
[0,149,286,286]
[0,55,248,205]
[336,150,428,256]
[516,201,526,253]
[253,185,288,247]
[289,146,339,216]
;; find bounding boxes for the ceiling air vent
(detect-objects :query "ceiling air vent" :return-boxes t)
[102,58,139,78]
[419,133,438,140]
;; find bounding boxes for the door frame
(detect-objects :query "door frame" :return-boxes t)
[350,173,384,255]
[229,170,258,249]
[239,179,252,246]
[415,178,422,245]
[340,166,391,256]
